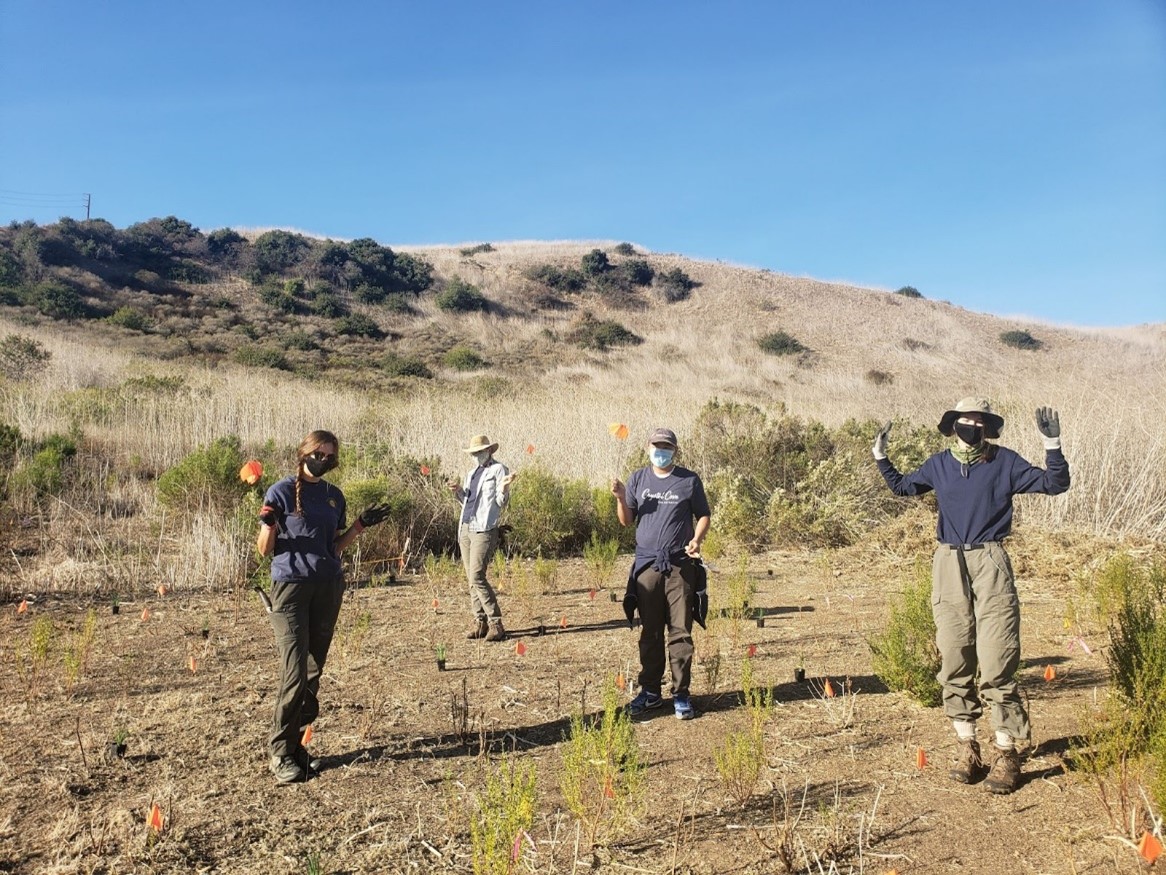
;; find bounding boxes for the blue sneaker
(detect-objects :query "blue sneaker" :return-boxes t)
[627,690,663,715]
[673,696,695,720]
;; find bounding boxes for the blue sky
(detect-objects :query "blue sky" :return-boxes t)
[2,2,1163,327]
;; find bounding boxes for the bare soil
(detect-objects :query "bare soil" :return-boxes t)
[0,530,1154,874]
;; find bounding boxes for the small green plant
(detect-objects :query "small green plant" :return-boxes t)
[435,276,488,312]
[113,727,129,746]
[700,649,723,694]
[436,643,447,662]
[895,286,922,298]
[107,306,151,331]
[533,554,559,595]
[305,849,324,875]
[582,532,620,590]
[758,330,806,356]
[21,615,57,699]
[459,242,495,256]
[565,314,642,351]
[560,679,645,847]
[999,329,1043,351]
[722,556,756,621]
[490,550,509,592]
[442,346,487,371]
[63,609,98,693]
[741,655,773,732]
[714,728,766,808]
[868,565,942,706]
[470,758,538,875]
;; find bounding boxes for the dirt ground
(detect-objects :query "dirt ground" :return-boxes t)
[0,528,1157,875]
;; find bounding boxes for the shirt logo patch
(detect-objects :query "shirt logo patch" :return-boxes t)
[328,499,337,508]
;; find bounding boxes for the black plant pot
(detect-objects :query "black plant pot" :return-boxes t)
[537,625,546,637]
[201,629,209,640]
[436,659,447,671]
[105,741,127,760]
[111,604,119,615]
[609,592,618,603]
[793,668,806,683]
[756,617,765,628]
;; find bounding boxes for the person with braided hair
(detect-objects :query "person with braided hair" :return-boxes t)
[256,430,390,784]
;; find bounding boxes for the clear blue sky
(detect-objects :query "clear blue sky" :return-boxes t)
[2,2,1163,326]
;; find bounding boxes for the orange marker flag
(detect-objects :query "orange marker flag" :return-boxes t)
[823,678,836,698]
[147,803,163,832]
[301,725,313,746]
[432,598,439,610]
[746,644,757,658]
[525,443,536,455]
[615,672,626,691]
[603,775,615,799]
[157,584,168,596]
[1138,831,1163,864]
[16,599,27,614]
[515,641,527,656]
[420,464,431,475]
[1043,665,1056,682]
[239,459,263,485]
[188,656,197,673]
[608,423,629,440]
[560,615,568,629]
[916,747,928,769]
[589,589,596,601]
[141,607,151,622]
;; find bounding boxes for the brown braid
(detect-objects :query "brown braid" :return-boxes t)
[294,429,340,516]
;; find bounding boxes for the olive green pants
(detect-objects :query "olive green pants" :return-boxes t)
[932,542,1030,744]
[635,563,698,698]
[268,576,344,758]
[459,524,502,622]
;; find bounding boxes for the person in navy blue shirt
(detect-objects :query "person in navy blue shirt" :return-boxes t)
[873,398,1069,795]
[612,427,711,721]
[256,429,390,784]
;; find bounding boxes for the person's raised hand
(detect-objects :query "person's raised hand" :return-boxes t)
[611,479,626,501]
[446,477,461,493]
[872,420,893,460]
[1035,407,1061,449]
[501,472,517,489]
[358,503,392,528]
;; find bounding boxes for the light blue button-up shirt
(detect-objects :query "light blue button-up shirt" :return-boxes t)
[456,460,510,532]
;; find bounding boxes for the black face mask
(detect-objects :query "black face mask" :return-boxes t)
[303,456,337,478]
[954,423,985,447]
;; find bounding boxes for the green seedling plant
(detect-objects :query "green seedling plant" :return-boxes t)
[470,758,538,875]
[715,727,766,808]
[582,532,619,591]
[867,562,942,706]
[533,553,558,595]
[560,678,645,847]
[63,609,98,694]
[20,615,56,700]
[491,549,509,592]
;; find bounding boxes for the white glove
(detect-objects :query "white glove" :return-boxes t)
[872,421,891,461]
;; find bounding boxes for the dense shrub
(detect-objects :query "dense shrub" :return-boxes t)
[868,564,942,706]
[206,228,245,263]
[504,465,599,556]
[309,286,347,317]
[107,307,150,331]
[865,369,893,386]
[442,346,487,371]
[335,313,383,338]
[566,314,642,351]
[581,249,609,277]
[1000,329,1043,351]
[613,242,636,256]
[167,261,211,284]
[895,286,922,298]
[459,243,495,256]
[618,258,654,287]
[435,276,488,313]
[757,331,806,356]
[381,353,433,379]
[257,282,299,314]
[10,432,77,500]
[30,281,85,320]
[156,435,249,512]
[232,346,289,370]
[0,334,51,382]
[656,267,698,302]
[253,230,310,275]
[526,264,586,294]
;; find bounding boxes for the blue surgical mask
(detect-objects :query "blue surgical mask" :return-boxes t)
[650,447,675,468]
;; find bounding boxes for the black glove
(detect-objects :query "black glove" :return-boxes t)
[1035,407,1060,439]
[259,505,281,527]
[357,503,392,528]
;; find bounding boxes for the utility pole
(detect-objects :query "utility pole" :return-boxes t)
[84,193,91,220]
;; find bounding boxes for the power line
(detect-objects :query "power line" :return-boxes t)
[0,189,92,220]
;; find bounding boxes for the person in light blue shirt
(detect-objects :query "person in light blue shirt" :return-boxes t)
[448,434,516,641]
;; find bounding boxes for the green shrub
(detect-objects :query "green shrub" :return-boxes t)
[525,263,586,294]
[282,330,317,351]
[618,258,654,287]
[232,346,289,370]
[757,331,806,356]
[335,313,383,338]
[458,243,495,256]
[253,229,310,274]
[613,242,635,256]
[895,286,922,298]
[656,267,698,302]
[435,276,488,313]
[868,565,942,706]
[470,759,537,875]
[258,282,299,314]
[0,334,51,382]
[10,432,77,499]
[30,281,85,319]
[565,314,642,351]
[582,531,621,590]
[168,261,211,284]
[107,306,150,331]
[381,353,433,379]
[1000,329,1043,351]
[0,423,23,457]
[581,249,609,277]
[310,286,347,318]
[156,435,248,512]
[1103,556,1166,739]
[442,346,487,371]
[504,465,597,556]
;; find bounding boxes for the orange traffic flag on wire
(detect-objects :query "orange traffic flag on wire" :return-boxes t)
[1043,665,1056,681]
[1138,831,1163,864]
[746,644,757,658]
[916,747,928,769]
[515,641,527,656]
[560,616,568,629]
[603,775,615,799]
[301,725,313,746]
[239,459,263,485]
[420,464,431,475]
[615,672,626,691]
[608,423,629,440]
[16,599,27,614]
[823,678,836,698]
[525,443,535,454]
[141,607,151,622]
[188,656,197,673]
[157,584,168,596]
[147,803,163,832]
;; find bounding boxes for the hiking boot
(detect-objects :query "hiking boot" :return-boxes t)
[949,738,983,784]
[983,746,1021,795]
[484,621,506,642]
[293,746,322,775]
[466,618,489,640]
[627,690,663,715]
[269,754,305,784]
[673,695,695,721]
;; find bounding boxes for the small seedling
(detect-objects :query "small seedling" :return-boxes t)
[111,593,120,615]
[436,643,447,670]
[200,616,210,640]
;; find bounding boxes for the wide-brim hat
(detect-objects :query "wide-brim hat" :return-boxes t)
[463,434,499,454]
[938,397,1004,439]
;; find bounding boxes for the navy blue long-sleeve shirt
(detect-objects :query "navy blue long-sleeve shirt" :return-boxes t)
[877,446,1070,545]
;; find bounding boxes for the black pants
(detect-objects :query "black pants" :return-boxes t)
[268,577,344,757]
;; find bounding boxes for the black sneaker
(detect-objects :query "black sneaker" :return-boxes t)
[293,747,322,774]
[627,690,663,715]
[269,754,305,784]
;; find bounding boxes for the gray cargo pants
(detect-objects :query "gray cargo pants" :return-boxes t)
[932,542,1030,744]
[635,562,698,698]
[459,523,502,622]
[268,576,344,758]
